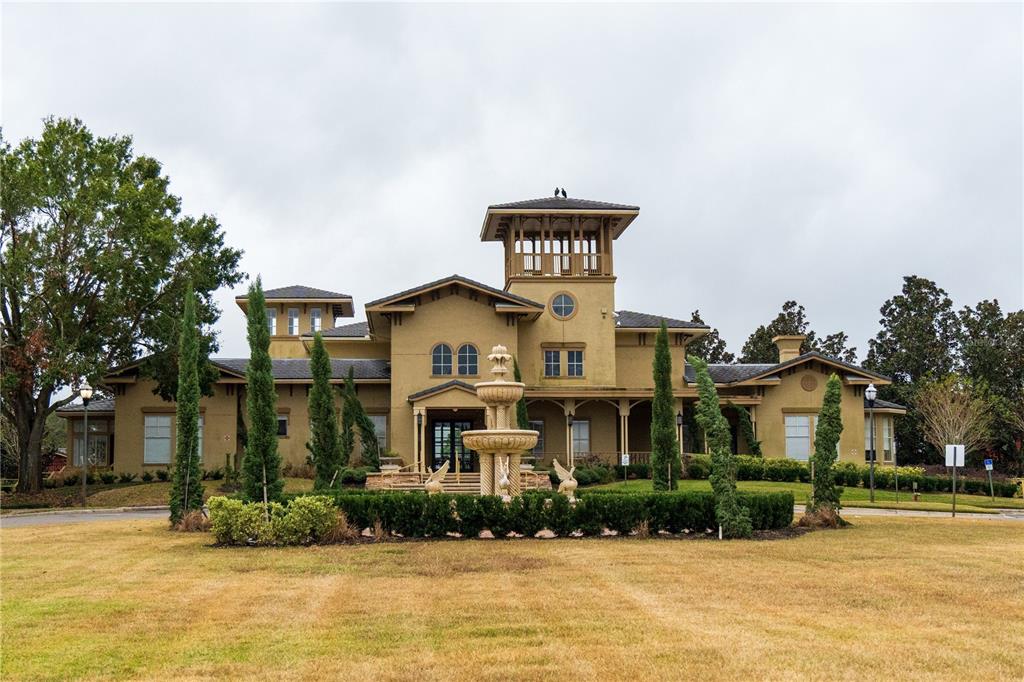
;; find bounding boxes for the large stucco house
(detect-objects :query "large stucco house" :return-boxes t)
[58,195,905,476]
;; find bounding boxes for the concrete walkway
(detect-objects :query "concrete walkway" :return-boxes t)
[796,504,1024,521]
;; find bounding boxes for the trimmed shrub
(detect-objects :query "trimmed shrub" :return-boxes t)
[156,469,170,482]
[763,458,806,482]
[141,471,155,482]
[208,495,337,545]
[685,455,712,479]
[613,463,651,480]
[63,473,80,486]
[735,455,765,481]
[117,472,137,483]
[100,472,116,484]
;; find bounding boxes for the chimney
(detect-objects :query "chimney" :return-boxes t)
[773,335,805,363]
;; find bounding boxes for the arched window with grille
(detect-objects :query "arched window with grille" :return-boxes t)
[457,344,478,375]
[431,343,453,375]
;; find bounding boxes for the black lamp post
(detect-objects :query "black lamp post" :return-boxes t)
[79,381,94,506]
[866,383,877,503]
[567,413,574,467]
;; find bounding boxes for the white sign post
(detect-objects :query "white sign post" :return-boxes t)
[945,444,965,517]
[620,453,630,486]
[984,458,995,501]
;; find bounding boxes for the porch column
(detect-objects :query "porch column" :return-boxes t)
[413,406,427,473]
[563,399,576,467]
[617,399,631,458]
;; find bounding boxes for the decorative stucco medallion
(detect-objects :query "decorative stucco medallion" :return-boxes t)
[800,374,818,392]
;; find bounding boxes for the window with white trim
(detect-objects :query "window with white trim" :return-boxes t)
[784,415,812,461]
[883,417,893,462]
[368,414,387,450]
[144,415,173,464]
[266,308,277,336]
[431,344,453,375]
[457,344,478,375]
[529,420,545,456]
[277,414,289,437]
[544,350,560,377]
[310,307,322,333]
[73,419,109,466]
[567,350,584,377]
[288,308,300,335]
[571,419,590,454]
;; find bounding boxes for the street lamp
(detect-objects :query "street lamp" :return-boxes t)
[865,382,877,503]
[567,413,574,468]
[79,381,94,507]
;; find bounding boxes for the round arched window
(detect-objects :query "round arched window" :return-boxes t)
[457,344,479,375]
[551,293,576,319]
[431,344,452,375]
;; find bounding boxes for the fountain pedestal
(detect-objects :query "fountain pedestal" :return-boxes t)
[460,345,538,498]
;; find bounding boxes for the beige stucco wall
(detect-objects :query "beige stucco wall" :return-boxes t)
[615,332,690,390]
[105,379,239,473]
[388,291,518,464]
[508,279,617,387]
[752,365,867,463]
[323,339,389,359]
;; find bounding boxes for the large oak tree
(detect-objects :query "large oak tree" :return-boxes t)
[1,118,242,492]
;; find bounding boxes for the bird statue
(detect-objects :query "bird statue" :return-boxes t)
[551,458,578,502]
[560,188,567,198]
[497,456,511,501]
[424,460,450,495]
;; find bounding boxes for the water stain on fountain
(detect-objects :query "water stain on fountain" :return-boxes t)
[460,345,539,497]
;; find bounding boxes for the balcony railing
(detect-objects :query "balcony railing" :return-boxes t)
[513,253,606,277]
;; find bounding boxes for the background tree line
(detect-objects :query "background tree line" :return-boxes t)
[690,278,1024,471]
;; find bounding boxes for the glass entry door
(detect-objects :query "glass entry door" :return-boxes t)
[432,421,474,472]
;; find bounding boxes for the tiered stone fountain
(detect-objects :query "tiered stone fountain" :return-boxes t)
[461,345,538,497]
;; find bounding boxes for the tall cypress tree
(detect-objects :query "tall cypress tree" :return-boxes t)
[809,373,844,516]
[650,322,681,490]
[306,333,341,489]
[241,277,284,503]
[513,357,530,429]
[690,355,752,538]
[169,286,204,524]
[342,367,380,469]
[338,367,355,468]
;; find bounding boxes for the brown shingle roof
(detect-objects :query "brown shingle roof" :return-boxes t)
[488,196,639,211]
[615,310,708,330]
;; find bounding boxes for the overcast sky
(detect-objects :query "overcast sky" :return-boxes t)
[4,3,1022,361]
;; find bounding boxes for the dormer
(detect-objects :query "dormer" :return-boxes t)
[480,194,639,284]
[235,285,354,338]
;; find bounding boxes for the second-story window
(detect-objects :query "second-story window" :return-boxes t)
[288,308,300,335]
[551,293,576,319]
[432,344,453,375]
[457,344,478,375]
[544,350,560,377]
[567,350,584,377]
[310,307,322,333]
[265,308,277,336]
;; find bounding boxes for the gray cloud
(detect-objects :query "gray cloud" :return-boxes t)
[4,3,1021,360]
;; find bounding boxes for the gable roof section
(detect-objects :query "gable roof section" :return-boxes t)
[687,352,891,387]
[56,397,116,416]
[407,380,477,402]
[305,321,370,338]
[615,310,709,330]
[365,274,543,310]
[210,358,390,381]
[260,285,350,300]
[488,197,639,211]
[867,397,907,412]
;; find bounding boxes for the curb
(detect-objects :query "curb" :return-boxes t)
[2,505,170,518]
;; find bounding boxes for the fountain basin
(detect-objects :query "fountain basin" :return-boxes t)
[462,429,538,453]
[473,382,525,406]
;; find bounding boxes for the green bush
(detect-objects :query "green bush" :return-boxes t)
[100,472,116,484]
[156,469,170,482]
[340,467,369,485]
[141,471,155,482]
[208,495,338,546]
[117,472,137,483]
[44,477,58,489]
[63,474,80,486]
[763,458,807,482]
[834,462,861,488]
[613,463,651,480]
[735,455,765,481]
[551,464,614,488]
[685,455,712,479]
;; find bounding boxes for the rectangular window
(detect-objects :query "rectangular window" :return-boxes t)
[277,414,289,437]
[784,415,812,461]
[310,307,322,333]
[368,414,387,450]
[197,415,204,461]
[571,419,590,454]
[567,350,584,377]
[864,415,875,462]
[288,308,300,335]
[529,420,545,455]
[544,350,560,377]
[144,414,173,464]
[883,417,893,462]
[266,308,277,336]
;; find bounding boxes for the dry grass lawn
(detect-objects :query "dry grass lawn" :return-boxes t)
[2,517,1022,680]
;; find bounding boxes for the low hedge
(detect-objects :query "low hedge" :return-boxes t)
[208,490,795,545]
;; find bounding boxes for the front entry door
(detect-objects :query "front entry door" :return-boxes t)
[432,421,474,472]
